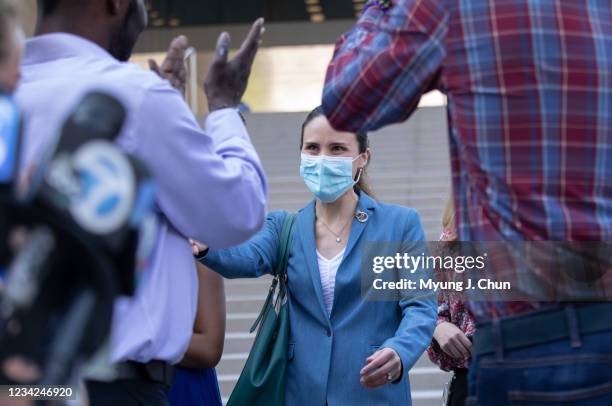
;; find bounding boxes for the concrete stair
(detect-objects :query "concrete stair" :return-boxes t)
[216,107,452,405]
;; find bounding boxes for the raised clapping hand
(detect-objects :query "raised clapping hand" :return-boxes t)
[149,35,189,98]
[433,321,472,359]
[360,347,403,388]
[204,18,265,112]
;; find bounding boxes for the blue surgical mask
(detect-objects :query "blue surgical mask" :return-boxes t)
[300,153,361,203]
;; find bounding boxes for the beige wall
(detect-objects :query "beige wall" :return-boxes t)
[133,45,446,116]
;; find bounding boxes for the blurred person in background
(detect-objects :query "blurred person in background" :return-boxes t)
[0,0,22,297]
[192,106,437,406]
[427,197,475,406]
[15,1,268,404]
[0,0,22,94]
[323,0,612,404]
[0,0,21,308]
[166,263,225,406]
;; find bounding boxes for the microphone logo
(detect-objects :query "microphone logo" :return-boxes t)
[53,140,135,234]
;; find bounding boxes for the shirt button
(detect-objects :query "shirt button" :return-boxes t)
[326,328,332,337]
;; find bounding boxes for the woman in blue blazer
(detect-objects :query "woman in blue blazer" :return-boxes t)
[195,107,437,405]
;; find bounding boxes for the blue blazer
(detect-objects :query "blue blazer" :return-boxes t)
[202,193,437,405]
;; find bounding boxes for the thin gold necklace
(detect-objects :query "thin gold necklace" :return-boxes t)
[317,212,354,243]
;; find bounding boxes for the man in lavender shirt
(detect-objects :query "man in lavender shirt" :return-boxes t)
[16,0,268,404]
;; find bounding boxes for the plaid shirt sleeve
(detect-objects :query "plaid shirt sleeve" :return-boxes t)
[322,0,448,133]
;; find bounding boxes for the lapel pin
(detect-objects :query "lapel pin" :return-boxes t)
[355,210,368,223]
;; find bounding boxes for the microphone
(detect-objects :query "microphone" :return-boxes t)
[28,92,154,294]
[25,91,126,204]
[0,91,157,386]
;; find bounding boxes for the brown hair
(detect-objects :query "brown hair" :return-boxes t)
[300,106,375,198]
[0,0,16,62]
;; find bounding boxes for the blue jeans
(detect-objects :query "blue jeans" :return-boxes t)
[467,313,612,405]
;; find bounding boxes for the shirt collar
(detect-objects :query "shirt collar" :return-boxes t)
[357,190,377,211]
[23,33,114,66]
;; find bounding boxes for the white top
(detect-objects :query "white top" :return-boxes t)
[317,248,346,316]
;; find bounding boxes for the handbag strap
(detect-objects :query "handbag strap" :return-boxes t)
[249,212,297,333]
[274,212,297,279]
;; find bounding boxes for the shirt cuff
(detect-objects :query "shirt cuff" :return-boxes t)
[195,247,210,261]
[392,360,403,384]
[204,108,249,145]
[380,344,405,384]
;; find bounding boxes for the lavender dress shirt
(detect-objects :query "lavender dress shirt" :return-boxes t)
[16,33,267,364]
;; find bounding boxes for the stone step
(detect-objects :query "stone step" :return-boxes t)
[222,392,445,406]
[225,282,272,296]
[265,198,447,212]
[267,197,446,218]
[267,199,448,214]
[256,149,452,161]
[226,298,266,315]
[267,188,451,200]
[219,340,448,381]
[257,153,451,164]
[267,187,450,199]
[218,374,449,401]
[217,366,449,403]
[268,172,451,185]
[256,212,442,238]
[261,160,451,174]
[225,276,273,286]
[226,314,260,332]
[217,351,442,375]
[257,146,450,158]
[222,334,255,354]
[252,135,447,149]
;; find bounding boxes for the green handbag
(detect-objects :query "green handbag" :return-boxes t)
[227,212,297,406]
